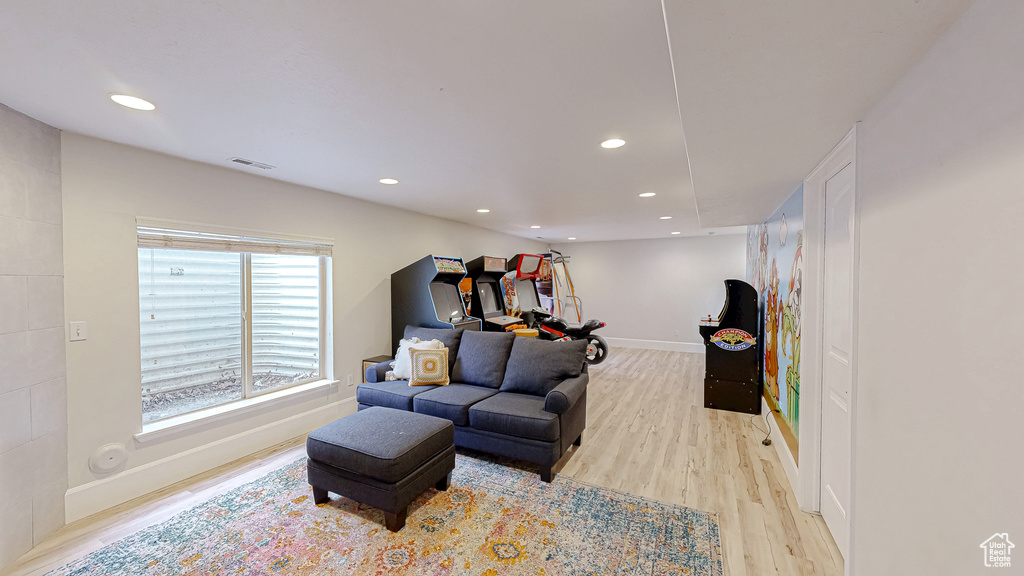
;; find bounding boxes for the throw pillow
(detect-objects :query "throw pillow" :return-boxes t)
[500,337,588,396]
[409,348,450,386]
[393,337,444,380]
[451,330,516,388]
[404,326,464,370]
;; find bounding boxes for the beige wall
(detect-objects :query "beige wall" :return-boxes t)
[0,104,66,569]
[549,234,746,350]
[60,133,545,516]
[852,1,1024,573]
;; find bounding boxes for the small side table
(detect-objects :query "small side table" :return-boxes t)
[362,354,393,382]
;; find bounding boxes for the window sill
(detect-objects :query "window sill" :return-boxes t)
[135,379,338,444]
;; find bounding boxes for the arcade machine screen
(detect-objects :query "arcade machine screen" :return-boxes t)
[478,281,501,314]
[516,279,540,310]
[429,282,465,323]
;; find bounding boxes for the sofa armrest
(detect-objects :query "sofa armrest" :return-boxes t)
[544,372,589,414]
[364,360,393,383]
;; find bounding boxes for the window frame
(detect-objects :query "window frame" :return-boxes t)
[137,222,333,424]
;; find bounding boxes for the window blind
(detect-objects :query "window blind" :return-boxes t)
[137,226,332,257]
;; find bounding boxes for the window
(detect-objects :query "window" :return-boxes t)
[138,226,331,423]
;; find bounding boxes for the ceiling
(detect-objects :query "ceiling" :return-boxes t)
[0,1,972,241]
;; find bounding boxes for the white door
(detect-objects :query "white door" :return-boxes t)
[819,161,855,558]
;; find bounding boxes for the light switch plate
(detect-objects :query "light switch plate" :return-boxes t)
[69,321,88,342]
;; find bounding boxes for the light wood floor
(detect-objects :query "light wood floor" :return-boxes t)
[3,348,841,576]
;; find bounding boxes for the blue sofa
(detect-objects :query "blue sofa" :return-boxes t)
[358,326,588,482]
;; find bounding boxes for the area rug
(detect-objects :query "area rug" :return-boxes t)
[49,453,722,575]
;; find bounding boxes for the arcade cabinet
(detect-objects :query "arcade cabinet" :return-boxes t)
[506,253,546,327]
[391,255,482,353]
[699,279,760,414]
[465,256,522,331]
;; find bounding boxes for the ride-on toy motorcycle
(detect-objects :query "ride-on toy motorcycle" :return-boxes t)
[529,307,608,365]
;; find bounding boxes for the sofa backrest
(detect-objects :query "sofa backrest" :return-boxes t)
[404,325,464,371]
[499,337,588,396]
[451,330,516,388]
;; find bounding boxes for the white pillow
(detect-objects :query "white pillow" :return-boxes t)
[392,338,444,380]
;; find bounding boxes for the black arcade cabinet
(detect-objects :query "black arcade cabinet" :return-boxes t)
[700,279,761,414]
[391,255,482,353]
[465,256,522,331]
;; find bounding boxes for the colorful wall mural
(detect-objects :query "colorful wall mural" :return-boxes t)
[746,186,803,446]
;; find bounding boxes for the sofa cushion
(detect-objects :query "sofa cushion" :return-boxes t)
[306,407,453,484]
[499,337,588,396]
[468,392,559,443]
[413,384,499,426]
[405,326,464,370]
[452,330,516,389]
[356,379,436,411]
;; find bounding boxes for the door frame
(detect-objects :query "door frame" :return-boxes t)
[801,125,859,567]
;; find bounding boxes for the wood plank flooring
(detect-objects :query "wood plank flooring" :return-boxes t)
[2,348,842,576]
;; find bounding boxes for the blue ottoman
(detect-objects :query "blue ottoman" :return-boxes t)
[306,406,456,531]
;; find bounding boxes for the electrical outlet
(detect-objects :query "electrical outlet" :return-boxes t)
[346,373,354,387]
[674,329,680,337]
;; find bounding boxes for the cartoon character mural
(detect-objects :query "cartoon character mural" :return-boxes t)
[746,187,803,445]
[763,259,781,401]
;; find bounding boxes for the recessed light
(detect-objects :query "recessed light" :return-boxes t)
[600,138,625,149]
[638,192,656,198]
[671,232,681,235]
[379,178,399,185]
[110,94,155,111]
[567,237,576,240]
[477,209,490,213]
[660,216,672,220]
[530,225,541,229]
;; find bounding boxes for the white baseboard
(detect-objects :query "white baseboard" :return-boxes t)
[604,337,704,354]
[762,396,800,494]
[65,398,357,522]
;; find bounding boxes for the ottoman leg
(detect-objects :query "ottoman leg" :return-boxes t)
[436,473,452,491]
[311,486,330,504]
[385,507,407,532]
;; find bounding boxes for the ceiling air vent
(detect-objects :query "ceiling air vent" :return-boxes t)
[228,157,275,170]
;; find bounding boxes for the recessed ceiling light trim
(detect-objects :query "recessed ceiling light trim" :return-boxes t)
[110,94,155,111]
[379,178,399,185]
[671,232,681,235]
[600,138,625,149]
[660,216,672,220]
[476,209,490,213]
[638,192,656,198]
[567,237,576,240]
[530,225,541,229]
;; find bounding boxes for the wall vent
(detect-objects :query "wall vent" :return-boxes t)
[228,157,275,170]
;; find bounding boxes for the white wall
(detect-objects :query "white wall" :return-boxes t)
[852,1,1024,573]
[60,133,545,519]
[549,234,746,352]
[0,104,66,569]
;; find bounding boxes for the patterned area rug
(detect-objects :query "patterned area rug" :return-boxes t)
[50,453,722,575]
